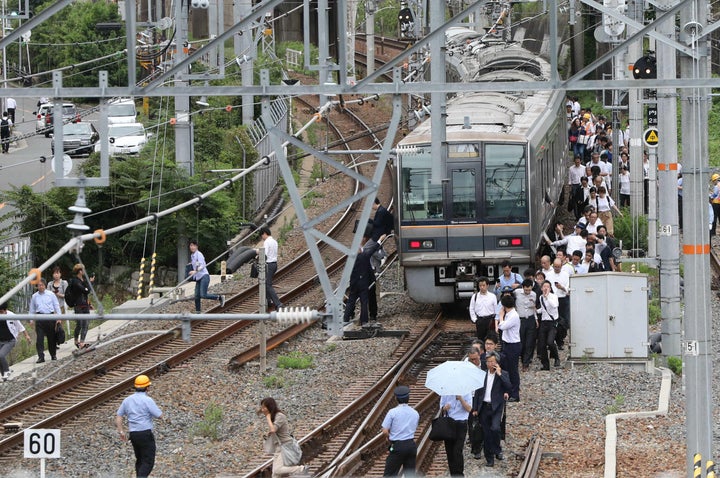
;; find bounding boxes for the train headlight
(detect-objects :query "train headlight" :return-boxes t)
[498,237,522,247]
[409,239,434,249]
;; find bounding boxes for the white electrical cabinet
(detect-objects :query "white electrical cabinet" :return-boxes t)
[569,272,649,362]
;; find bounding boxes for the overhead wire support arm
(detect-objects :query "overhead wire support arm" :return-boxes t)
[350,0,490,91]
[139,0,286,94]
[0,158,271,306]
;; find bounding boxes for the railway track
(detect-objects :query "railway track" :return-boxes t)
[0,91,395,464]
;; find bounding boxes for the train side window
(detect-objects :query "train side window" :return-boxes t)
[484,143,528,222]
[399,147,443,221]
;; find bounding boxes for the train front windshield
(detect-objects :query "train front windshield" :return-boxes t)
[399,143,528,223]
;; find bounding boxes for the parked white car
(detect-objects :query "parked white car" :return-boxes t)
[107,98,137,124]
[107,123,150,155]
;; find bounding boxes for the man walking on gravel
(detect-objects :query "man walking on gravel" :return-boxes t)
[381,385,419,476]
[116,375,163,478]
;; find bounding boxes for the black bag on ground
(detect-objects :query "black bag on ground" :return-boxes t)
[429,413,455,441]
[55,322,66,345]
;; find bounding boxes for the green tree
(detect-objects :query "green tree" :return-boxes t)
[28,1,128,87]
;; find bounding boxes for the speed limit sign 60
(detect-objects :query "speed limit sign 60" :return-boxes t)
[24,429,61,458]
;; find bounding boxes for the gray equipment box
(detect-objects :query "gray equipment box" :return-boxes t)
[569,272,650,366]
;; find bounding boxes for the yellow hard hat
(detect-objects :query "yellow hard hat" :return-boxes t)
[712,173,720,182]
[134,375,151,388]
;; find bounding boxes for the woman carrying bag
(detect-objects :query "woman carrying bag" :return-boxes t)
[259,397,308,477]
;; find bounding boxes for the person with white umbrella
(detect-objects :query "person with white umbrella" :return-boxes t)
[439,392,472,476]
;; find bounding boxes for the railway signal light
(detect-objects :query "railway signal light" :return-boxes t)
[632,54,656,79]
[398,3,414,39]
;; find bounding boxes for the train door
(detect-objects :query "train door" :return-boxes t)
[445,161,483,254]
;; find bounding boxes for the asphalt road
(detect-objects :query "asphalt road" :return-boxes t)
[0,96,92,245]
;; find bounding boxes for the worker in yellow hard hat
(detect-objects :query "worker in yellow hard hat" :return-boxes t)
[711,174,720,237]
[116,375,163,477]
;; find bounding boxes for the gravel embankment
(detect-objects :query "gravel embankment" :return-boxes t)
[2,102,704,477]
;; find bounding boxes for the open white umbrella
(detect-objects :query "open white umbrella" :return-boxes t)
[424,360,487,396]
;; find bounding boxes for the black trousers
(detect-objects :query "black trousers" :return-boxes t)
[502,341,521,400]
[712,203,720,236]
[35,319,57,359]
[383,439,417,476]
[537,321,559,369]
[368,278,378,320]
[443,419,467,476]
[265,262,282,308]
[480,403,503,464]
[556,296,570,347]
[474,315,494,341]
[344,285,369,324]
[519,317,538,366]
[129,429,156,477]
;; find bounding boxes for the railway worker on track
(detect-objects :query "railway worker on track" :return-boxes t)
[116,375,163,478]
[439,391,473,477]
[468,277,497,341]
[381,385,419,476]
[344,233,387,326]
[710,173,720,237]
[472,351,511,468]
[29,278,62,363]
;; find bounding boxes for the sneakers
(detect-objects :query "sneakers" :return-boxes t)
[554,359,561,367]
[2,371,11,381]
[51,356,57,361]
[219,295,226,308]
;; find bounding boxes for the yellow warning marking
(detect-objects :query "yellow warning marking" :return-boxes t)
[646,130,658,142]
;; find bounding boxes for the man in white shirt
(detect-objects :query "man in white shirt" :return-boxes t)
[259,227,283,310]
[544,259,570,350]
[469,277,497,341]
[5,97,16,123]
[567,156,585,204]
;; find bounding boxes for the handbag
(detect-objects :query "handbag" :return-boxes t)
[429,412,455,441]
[55,322,66,345]
[250,261,259,278]
[275,435,302,466]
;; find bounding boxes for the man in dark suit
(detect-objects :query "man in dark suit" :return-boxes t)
[344,233,386,326]
[472,351,511,467]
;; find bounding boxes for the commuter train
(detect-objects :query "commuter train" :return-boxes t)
[395,27,567,304]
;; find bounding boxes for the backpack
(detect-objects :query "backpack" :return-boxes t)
[65,280,79,307]
[0,119,9,136]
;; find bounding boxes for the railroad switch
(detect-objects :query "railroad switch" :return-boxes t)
[343,327,409,340]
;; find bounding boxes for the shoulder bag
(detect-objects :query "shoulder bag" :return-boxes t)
[55,322,66,345]
[275,434,302,466]
[429,411,455,441]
